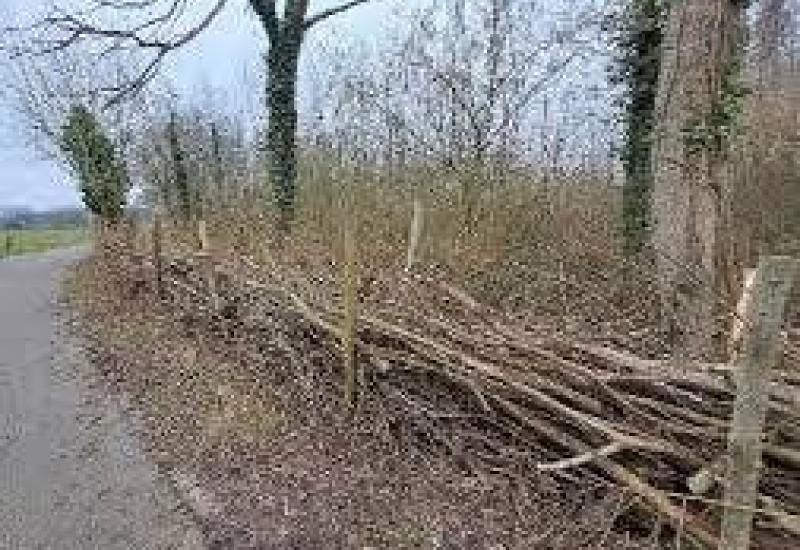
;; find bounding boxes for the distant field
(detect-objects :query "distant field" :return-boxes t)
[0,228,87,258]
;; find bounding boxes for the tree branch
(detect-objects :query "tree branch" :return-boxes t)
[249,0,279,39]
[5,0,229,108]
[286,0,311,28]
[303,0,371,30]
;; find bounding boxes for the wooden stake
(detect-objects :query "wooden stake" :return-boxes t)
[728,267,758,362]
[194,219,220,311]
[198,219,209,251]
[342,220,358,410]
[406,195,424,271]
[720,256,799,550]
[152,213,163,299]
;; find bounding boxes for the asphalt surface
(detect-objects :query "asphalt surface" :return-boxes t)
[0,247,203,550]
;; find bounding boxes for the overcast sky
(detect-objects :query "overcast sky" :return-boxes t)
[0,0,400,209]
[0,0,611,210]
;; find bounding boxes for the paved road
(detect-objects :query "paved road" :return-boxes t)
[0,248,203,549]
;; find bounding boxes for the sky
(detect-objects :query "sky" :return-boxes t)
[0,0,401,209]
[0,0,612,210]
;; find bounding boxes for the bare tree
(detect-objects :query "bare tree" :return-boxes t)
[316,0,601,197]
[732,0,800,265]
[0,44,138,161]
[127,86,250,221]
[0,40,150,226]
[3,0,378,223]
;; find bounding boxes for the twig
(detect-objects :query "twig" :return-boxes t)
[536,442,624,471]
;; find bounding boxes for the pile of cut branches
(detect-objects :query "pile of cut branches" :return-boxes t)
[132,250,800,548]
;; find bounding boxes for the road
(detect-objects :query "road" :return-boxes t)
[0,248,203,549]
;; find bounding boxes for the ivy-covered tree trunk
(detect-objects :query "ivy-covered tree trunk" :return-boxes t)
[651,0,746,361]
[167,111,192,222]
[267,35,302,225]
[617,0,665,255]
[61,104,129,225]
[210,122,226,208]
[246,0,379,226]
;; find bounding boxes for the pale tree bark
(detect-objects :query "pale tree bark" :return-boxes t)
[719,256,799,550]
[651,0,745,361]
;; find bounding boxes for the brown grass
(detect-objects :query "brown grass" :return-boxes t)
[62,123,800,548]
[64,249,665,550]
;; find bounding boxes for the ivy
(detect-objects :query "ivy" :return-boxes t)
[606,0,667,254]
[61,105,129,222]
[682,24,750,156]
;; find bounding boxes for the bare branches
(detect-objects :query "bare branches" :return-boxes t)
[303,0,372,30]
[125,240,800,547]
[2,0,379,119]
[3,0,228,107]
[92,1,163,9]
[1,45,92,160]
[250,0,372,42]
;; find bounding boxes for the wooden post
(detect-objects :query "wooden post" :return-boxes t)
[728,268,758,362]
[719,256,799,550]
[152,213,164,299]
[406,195,424,271]
[342,221,358,410]
[198,219,209,252]
[196,219,220,312]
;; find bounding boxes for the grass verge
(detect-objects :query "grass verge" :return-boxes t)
[1,227,87,258]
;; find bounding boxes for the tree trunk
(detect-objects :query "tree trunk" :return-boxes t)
[267,36,302,226]
[210,122,226,210]
[651,0,744,361]
[720,257,799,550]
[619,0,663,256]
[168,111,192,223]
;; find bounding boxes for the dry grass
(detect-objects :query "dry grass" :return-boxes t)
[62,146,800,549]
[64,250,664,550]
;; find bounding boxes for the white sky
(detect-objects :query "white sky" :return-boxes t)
[0,0,401,209]
[0,0,611,210]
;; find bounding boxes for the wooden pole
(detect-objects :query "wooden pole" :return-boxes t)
[406,195,424,271]
[198,219,209,252]
[719,256,799,550]
[342,221,357,411]
[196,219,220,312]
[152,213,164,299]
[728,267,758,362]
[3,231,11,257]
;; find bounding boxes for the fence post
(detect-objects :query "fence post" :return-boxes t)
[719,256,799,550]
[198,219,209,252]
[406,195,424,271]
[196,219,220,312]
[727,267,758,362]
[153,213,164,299]
[342,221,358,411]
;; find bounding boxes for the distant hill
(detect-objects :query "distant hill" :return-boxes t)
[0,206,33,220]
[0,206,88,229]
